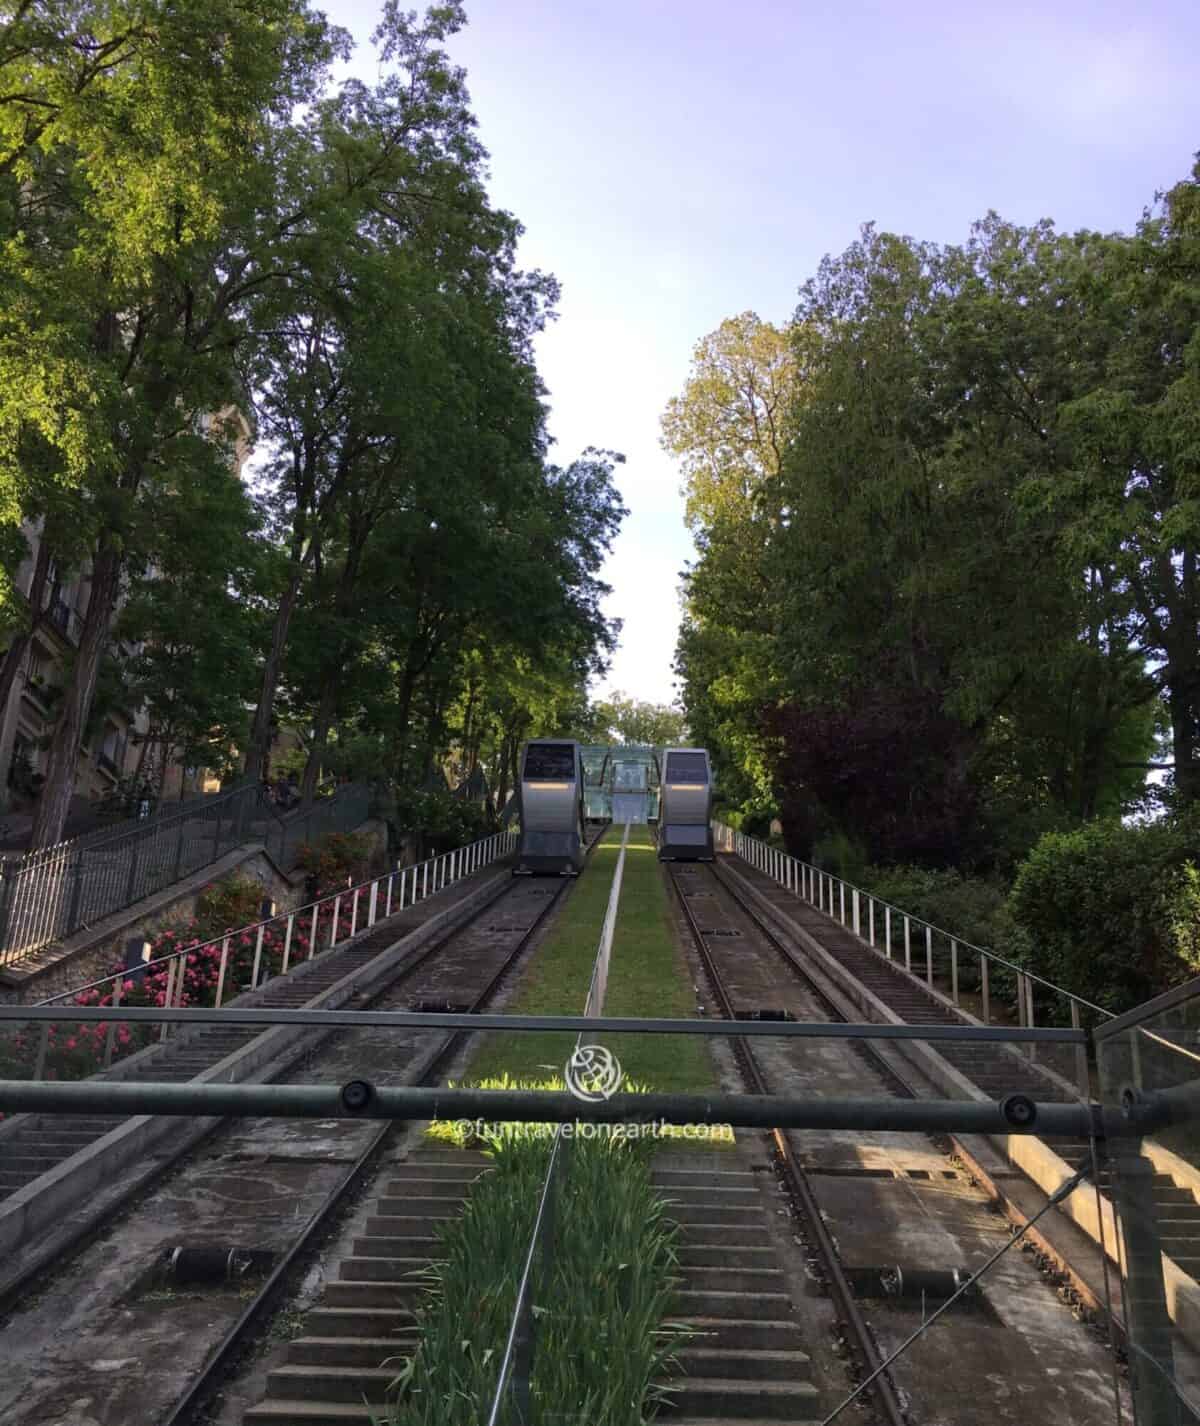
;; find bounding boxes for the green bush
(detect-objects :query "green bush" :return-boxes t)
[813,830,871,885]
[862,865,1011,954]
[1008,816,1200,1014]
[392,787,493,854]
[293,830,374,895]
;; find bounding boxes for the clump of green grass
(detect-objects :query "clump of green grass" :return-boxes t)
[376,1122,689,1425]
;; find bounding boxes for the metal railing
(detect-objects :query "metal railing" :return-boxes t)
[715,821,1113,1036]
[39,824,518,1041]
[0,781,370,968]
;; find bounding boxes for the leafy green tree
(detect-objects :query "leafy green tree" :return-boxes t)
[0,0,339,846]
[592,691,687,747]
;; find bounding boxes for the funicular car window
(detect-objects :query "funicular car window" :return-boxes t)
[665,751,709,783]
[524,744,577,781]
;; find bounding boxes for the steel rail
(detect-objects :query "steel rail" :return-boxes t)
[0,845,576,1322]
[158,822,608,1426]
[710,858,1130,1333]
[668,864,910,1426]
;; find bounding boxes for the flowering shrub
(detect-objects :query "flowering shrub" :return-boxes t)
[293,831,373,897]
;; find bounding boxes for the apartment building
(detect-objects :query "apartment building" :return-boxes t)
[0,409,253,831]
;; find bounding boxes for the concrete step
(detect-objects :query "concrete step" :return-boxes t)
[288,1336,417,1369]
[675,1222,773,1248]
[323,1280,429,1308]
[267,1364,395,1405]
[382,1178,471,1198]
[657,1375,821,1419]
[653,1170,759,1188]
[305,1307,419,1338]
[0,1154,63,1173]
[243,1400,373,1423]
[374,1197,462,1218]
[673,1289,793,1320]
[339,1256,438,1282]
[392,1159,490,1179]
[666,1202,771,1225]
[365,1215,459,1237]
[679,1266,788,1294]
[676,1346,813,1382]
[679,1246,778,1269]
[351,1236,440,1258]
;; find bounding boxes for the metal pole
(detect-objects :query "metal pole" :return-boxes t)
[368,881,378,929]
[34,1021,49,1080]
[423,862,429,899]
[329,895,341,949]
[281,916,295,977]
[852,889,860,937]
[1026,976,1037,1064]
[925,926,933,988]
[904,917,911,973]
[839,882,845,925]
[350,888,359,938]
[251,925,265,989]
[981,955,990,1024]
[215,937,231,1008]
[103,973,122,1068]
[1071,999,1088,1100]
[951,939,959,1006]
[884,906,891,959]
[308,903,319,959]
[159,959,177,1041]
[1113,1147,1178,1423]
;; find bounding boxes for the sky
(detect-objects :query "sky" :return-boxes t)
[329,0,1200,706]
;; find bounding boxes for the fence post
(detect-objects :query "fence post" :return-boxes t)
[423,862,429,899]
[1071,998,1087,1098]
[215,937,231,1007]
[1026,977,1037,1063]
[329,895,341,948]
[67,850,85,930]
[281,915,295,976]
[368,881,378,928]
[34,1021,50,1080]
[103,974,123,1068]
[852,889,860,937]
[884,906,891,958]
[350,888,360,938]
[839,882,845,925]
[950,939,959,1005]
[925,927,933,988]
[904,916,911,973]
[981,954,990,1024]
[251,925,265,989]
[125,833,142,905]
[309,902,319,959]
[159,958,177,1041]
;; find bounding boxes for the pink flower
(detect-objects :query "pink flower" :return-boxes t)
[65,1038,77,1050]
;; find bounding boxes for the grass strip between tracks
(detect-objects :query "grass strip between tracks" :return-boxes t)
[464,823,715,1094]
[372,1129,686,1426]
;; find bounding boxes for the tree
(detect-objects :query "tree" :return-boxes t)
[592,691,686,747]
[0,0,339,846]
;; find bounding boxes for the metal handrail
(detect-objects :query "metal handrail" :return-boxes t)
[715,821,1113,1022]
[0,781,370,967]
[41,828,519,1008]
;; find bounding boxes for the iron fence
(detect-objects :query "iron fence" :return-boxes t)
[715,821,1112,1043]
[0,781,371,968]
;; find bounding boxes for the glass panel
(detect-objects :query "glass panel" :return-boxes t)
[523,743,577,781]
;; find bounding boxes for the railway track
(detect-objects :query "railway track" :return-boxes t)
[665,858,1126,1426]
[724,853,1200,1292]
[0,831,606,1426]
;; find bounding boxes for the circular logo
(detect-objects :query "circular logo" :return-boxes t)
[565,1043,623,1102]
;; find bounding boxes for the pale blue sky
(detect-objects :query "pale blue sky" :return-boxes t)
[330,0,1199,705]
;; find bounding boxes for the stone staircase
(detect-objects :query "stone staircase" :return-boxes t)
[654,1158,822,1423]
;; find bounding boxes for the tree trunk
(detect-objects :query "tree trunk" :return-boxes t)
[1169,677,1200,807]
[0,540,52,715]
[300,674,338,803]
[29,542,122,848]
[244,564,303,783]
